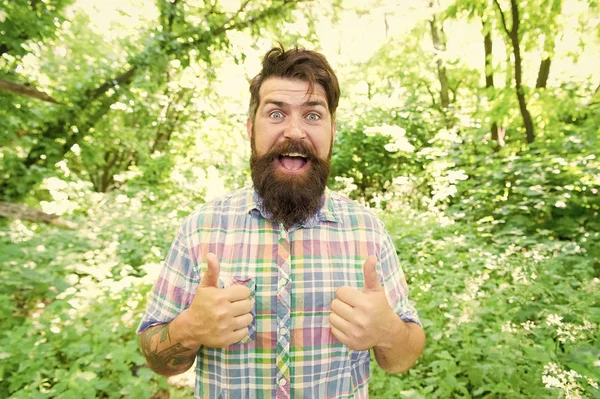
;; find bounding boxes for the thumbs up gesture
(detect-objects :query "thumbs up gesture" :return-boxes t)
[329,256,397,351]
[181,253,254,349]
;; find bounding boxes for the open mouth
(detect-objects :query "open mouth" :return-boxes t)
[278,152,309,172]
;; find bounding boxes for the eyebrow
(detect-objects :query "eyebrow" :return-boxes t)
[263,99,328,110]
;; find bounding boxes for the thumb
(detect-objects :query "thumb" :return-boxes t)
[362,256,382,292]
[200,252,220,288]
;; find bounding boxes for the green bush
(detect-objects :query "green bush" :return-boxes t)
[368,209,599,398]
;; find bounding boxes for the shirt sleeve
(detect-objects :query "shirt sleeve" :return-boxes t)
[136,225,200,334]
[378,229,421,326]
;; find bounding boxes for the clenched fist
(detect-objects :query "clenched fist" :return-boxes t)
[180,253,254,348]
[329,256,398,351]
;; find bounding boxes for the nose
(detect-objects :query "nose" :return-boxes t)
[283,115,306,140]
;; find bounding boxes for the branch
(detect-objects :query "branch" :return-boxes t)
[0,78,61,104]
[493,0,510,37]
[0,201,77,229]
[180,0,308,53]
[229,0,252,23]
[85,66,138,101]
[423,81,438,106]
[450,79,462,103]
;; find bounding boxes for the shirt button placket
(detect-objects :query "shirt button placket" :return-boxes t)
[275,224,291,398]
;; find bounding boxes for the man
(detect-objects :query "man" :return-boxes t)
[138,45,425,398]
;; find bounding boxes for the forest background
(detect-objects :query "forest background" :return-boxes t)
[0,0,599,398]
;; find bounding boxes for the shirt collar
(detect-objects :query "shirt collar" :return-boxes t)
[246,186,338,228]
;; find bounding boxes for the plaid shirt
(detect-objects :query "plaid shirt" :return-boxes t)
[138,187,420,399]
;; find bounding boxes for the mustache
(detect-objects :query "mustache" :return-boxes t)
[260,139,318,161]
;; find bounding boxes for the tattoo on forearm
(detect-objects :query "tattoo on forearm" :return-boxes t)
[141,324,195,373]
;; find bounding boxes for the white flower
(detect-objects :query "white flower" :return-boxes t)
[542,362,586,398]
[501,321,517,333]
[546,314,563,326]
[542,374,562,389]
[521,321,536,331]
[554,200,567,208]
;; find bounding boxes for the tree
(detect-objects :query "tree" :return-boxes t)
[445,0,506,147]
[0,0,75,57]
[0,0,309,202]
[535,0,562,89]
[494,0,535,143]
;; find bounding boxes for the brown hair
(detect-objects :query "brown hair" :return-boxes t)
[248,45,340,120]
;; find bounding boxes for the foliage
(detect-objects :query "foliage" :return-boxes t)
[0,0,75,57]
[450,85,600,244]
[0,189,191,398]
[1,0,599,397]
[369,209,599,398]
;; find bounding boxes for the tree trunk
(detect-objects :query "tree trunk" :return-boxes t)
[491,122,506,147]
[536,0,561,89]
[483,27,494,88]
[494,0,535,143]
[535,58,551,89]
[0,202,76,229]
[428,0,452,128]
[510,0,534,143]
[482,18,505,148]
[429,18,450,110]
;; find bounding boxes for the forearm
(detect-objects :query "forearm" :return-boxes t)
[139,310,199,376]
[373,316,425,374]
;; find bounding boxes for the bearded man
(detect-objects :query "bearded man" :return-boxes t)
[138,45,425,399]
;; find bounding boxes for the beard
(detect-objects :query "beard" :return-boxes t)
[250,137,331,228]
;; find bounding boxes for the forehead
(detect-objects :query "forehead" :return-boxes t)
[258,77,328,108]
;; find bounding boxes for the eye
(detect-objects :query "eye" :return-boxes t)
[306,113,320,121]
[270,111,284,119]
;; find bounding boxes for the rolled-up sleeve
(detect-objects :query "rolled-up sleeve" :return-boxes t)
[379,230,421,326]
[137,226,199,334]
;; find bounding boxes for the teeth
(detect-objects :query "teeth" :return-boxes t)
[282,152,306,157]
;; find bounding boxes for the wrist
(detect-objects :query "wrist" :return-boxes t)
[376,311,407,350]
[172,309,202,352]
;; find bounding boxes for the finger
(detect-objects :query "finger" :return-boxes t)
[200,253,220,288]
[222,285,252,301]
[229,327,249,345]
[336,286,364,307]
[224,327,248,347]
[230,298,254,317]
[330,325,349,345]
[330,298,354,321]
[234,313,253,330]
[362,256,382,292]
[329,311,351,333]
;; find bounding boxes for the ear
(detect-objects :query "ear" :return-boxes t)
[246,118,253,141]
[332,119,337,142]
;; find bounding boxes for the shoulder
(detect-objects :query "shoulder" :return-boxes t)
[180,187,252,232]
[328,189,386,231]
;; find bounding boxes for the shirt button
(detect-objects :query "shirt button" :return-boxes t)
[279,278,288,287]
[279,327,288,335]
[278,378,287,387]
[280,230,287,239]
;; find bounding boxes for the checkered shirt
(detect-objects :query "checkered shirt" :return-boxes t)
[137,187,420,398]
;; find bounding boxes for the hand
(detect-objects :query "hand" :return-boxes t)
[181,253,253,348]
[329,256,397,351]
